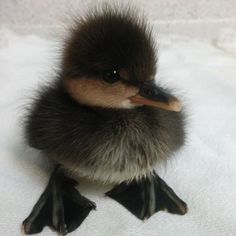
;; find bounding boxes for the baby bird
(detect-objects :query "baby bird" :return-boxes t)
[22,6,187,235]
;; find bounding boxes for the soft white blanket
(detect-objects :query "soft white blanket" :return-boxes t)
[1,29,236,236]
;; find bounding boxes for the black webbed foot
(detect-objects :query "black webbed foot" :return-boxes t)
[22,167,96,235]
[106,171,187,220]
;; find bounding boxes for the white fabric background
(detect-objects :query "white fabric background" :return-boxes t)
[1,0,236,41]
[1,28,236,235]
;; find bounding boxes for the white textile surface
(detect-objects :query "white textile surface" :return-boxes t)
[0,29,236,236]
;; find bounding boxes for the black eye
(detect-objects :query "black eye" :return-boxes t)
[103,70,120,84]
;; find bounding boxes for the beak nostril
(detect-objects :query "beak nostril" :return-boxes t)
[153,89,159,96]
[146,89,154,96]
[146,88,159,97]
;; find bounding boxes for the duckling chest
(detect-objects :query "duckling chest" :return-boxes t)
[68,112,172,183]
[88,117,166,166]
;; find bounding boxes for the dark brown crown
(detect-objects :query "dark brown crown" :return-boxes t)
[62,7,157,83]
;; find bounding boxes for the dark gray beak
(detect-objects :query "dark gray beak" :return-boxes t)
[129,81,182,112]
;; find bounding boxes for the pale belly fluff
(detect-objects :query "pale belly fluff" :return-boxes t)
[61,134,169,184]
[66,164,155,184]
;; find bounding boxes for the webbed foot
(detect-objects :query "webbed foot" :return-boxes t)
[106,172,187,220]
[22,168,96,235]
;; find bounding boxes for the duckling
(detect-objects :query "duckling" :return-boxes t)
[22,6,187,235]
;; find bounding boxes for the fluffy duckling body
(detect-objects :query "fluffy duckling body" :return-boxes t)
[22,7,187,235]
[26,81,184,184]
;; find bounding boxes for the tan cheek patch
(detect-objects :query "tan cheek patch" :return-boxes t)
[64,77,139,108]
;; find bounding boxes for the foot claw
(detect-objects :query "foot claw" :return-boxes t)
[86,201,96,209]
[58,223,67,236]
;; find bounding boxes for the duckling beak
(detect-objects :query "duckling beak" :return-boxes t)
[129,81,182,112]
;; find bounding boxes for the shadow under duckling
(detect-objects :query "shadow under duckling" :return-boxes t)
[22,6,187,235]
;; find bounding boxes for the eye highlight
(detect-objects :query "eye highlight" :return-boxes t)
[103,70,120,84]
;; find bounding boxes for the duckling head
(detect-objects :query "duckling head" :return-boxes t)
[62,7,182,112]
